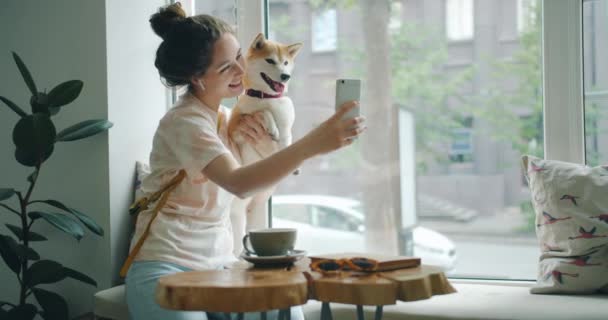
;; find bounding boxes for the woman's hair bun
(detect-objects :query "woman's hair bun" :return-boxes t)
[150,2,188,40]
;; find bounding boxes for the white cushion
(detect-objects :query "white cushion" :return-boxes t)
[94,284,129,320]
[522,155,608,294]
[301,282,608,320]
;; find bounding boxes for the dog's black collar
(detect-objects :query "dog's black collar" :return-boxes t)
[246,89,283,99]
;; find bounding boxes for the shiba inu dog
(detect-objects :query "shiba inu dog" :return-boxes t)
[227,33,302,256]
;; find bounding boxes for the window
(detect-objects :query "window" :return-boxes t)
[311,8,337,52]
[193,0,237,25]
[312,206,361,233]
[389,1,403,32]
[273,203,311,224]
[584,0,608,166]
[445,0,474,41]
[269,0,543,280]
[517,0,538,34]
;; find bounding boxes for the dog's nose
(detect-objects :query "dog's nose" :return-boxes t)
[280,74,291,81]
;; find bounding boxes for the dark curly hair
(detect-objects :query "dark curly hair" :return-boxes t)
[149,2,235,88]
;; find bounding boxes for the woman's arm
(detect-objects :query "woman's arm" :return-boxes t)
[203,101,365,198]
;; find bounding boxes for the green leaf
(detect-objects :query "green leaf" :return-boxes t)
[55,119,113,142]
[28,231,47,242]
[33,288,68,320]
[5,224,24,241]
[0,96,27,117]
[28,211,84,241]
[12,114,56,167]
[15,145,54,167]
[6,303,37,320]
[14,243,39,261]
[12,114,56,151]
[47,80,83,110]
[0,235,20,273]
[0,188,15,201]
[5,224,47,242]
[27,260,66,287]
[36,200,104,236]
[63,267,97,287]
[12,52,38,96]
[0,230,40,261]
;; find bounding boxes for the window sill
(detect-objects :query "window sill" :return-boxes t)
[302,281,608,320]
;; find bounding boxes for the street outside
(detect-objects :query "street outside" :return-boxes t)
[421,206,540,280]
[447,237,539,280]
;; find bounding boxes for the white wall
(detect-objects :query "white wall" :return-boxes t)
[0,0,167,316]
[106,0,168,286]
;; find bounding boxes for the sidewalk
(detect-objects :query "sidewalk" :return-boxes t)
[419,206,538,245]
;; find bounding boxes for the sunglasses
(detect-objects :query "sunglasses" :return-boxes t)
[310,257,379,274]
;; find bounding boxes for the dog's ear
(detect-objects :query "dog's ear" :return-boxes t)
[287,43,303,58]
[251,33,266,50]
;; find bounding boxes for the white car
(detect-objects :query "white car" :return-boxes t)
[271,194,457,270]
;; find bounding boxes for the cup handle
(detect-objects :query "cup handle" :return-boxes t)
[242,234,255,255]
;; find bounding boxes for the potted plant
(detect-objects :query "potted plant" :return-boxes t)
[0,52,112,320]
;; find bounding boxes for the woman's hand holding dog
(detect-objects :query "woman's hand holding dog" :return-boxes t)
[299,100,366,157]
[237,112,271,145]
[235,112,279,156]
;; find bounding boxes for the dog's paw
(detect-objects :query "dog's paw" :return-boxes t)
[268,130,280,142]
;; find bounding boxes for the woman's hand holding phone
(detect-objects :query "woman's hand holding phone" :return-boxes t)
[298,100,366,157]
[335,79,361,120]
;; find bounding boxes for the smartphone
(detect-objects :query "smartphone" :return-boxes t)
[335,79,361,120]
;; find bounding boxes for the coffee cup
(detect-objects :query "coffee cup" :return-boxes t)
[242,228,297,256]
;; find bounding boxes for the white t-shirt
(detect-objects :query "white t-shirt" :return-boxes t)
[129,92,240,270]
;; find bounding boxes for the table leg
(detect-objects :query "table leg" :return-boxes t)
[260,311,267,320]
[321,302,333,320]
[236,313,244,320]
[223,313,232,320]
[356,305,364,320]
[375,306,384,320]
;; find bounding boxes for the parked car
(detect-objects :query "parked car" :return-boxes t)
[271,194,457,270]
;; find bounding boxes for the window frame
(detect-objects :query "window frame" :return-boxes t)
[254,0,586,279]
[542,0,585,163]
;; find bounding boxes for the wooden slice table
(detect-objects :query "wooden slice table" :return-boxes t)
[156,265,308,319]
[156,257,455,320]
[308,264,455,320]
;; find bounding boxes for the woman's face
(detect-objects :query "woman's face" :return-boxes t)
[198,33,245,99]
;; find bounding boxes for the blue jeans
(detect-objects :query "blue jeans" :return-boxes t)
[125,260,305,320]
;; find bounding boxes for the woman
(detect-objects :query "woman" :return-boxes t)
[125,3,366,320]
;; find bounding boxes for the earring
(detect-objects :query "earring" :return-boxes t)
[197,80,206,91]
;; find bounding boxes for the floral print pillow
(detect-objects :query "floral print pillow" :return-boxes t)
[523,155,608,294]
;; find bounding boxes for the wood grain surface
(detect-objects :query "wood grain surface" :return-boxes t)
[156,268,308,312]
[156,257,455,312]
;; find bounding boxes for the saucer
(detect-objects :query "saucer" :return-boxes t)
[240,249,307,267]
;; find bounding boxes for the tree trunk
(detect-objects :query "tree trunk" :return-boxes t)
[359,0,401,254]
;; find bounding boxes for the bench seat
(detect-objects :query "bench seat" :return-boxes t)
[94,281,608,320]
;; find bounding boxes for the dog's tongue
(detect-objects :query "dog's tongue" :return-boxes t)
[273,81,285,93]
